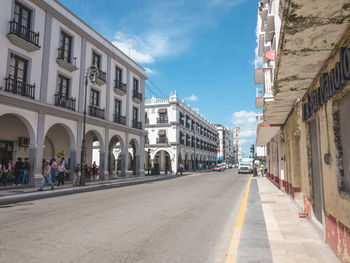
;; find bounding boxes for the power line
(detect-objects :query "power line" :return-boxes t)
[145,83,161,98]
[146,78,168,97]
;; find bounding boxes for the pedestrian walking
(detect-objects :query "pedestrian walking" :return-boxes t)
[38,160,54,191]
[57,161,66,186]
[1,162,8,186]
[61,157,66,168]
[50,158,57,183]
[176,163,183,175]
[180,163,184,174]
[260,164,264,177]
[14,157,24,185]
[22,158,30,184]
[92,161,97,180]
[73,163,80,186]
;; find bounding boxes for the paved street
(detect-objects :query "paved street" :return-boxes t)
[0,170,250,263]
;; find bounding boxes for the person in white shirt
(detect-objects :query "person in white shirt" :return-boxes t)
[57,161,66,186]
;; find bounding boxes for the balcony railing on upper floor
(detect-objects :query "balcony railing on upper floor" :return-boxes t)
[56,47,78,72]
[113,113,126,125]
[114,80,127,94]
[157,118,168,124]
[89,105,105,119]
[97,70,106,83]
[132,90,142,102]
[55,93,76,111]
[4,75,35,99]
[132,120,142,130]
[8,20,40,49]
[156,137,168,144]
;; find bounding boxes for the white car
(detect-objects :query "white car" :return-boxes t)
[238,165,251,174]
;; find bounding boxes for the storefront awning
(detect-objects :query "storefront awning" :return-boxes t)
[256,123,281,146]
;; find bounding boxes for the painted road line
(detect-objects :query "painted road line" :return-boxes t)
[225,175,253,263]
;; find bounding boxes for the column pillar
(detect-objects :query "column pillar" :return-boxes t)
[99,150,105,180]
[126,69,131,127]
[33,112,45,186]
[121,133,129,177]
[29,144,36,183]
[139,135,145,176]
[105,55,111,121]
[78,37,87,113]
[103,128,109,180]
[134,155,140,176]
[69,150,76,180]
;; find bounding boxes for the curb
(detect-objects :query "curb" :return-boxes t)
[0,173,187,206]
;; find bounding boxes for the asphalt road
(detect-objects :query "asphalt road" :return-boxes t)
[0,170,250,263]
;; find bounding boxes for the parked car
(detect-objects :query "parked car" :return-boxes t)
[238,165,251,174]
[213,164,225,172]
[221,163,227,170]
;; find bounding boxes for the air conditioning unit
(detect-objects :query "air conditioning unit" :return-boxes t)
[18,137,29,147]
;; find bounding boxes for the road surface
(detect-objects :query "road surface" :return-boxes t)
[0,170,250,263]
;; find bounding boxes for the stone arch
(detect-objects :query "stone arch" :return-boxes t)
[0,113,35,145]
[108,134,125,177]
[44,123,76,151]
[85,130,104,180]
[86,128,104,149]
[151,148,173,160]
[128,138,140,175]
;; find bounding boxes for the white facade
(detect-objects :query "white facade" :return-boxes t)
[214,124,234,164]
[233,126,242,162]
[145,92,218,173]
[0,0,147,185]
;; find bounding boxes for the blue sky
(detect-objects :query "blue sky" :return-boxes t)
[59,0,259,156]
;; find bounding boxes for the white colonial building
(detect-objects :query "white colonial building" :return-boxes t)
[0,0,147,185]
[214,124,234,164]
[233,126,242,162]
[145,92,218,173]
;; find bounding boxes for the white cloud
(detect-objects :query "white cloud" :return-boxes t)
[185,94,199,101]
[111,1,248,65]
[231,110,258,156]
[144,67,157,75]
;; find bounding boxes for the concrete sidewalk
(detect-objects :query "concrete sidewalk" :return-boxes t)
[257,177,340,263]
[0,171,205,205]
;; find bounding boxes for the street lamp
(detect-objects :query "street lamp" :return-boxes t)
[80,65,98,186]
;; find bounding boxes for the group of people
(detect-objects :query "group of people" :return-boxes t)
[39,157,81,191]
[0,158,31,186]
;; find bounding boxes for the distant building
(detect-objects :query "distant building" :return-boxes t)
[145,92,218,173]
[233,126,242,162]
[214,124,234,164]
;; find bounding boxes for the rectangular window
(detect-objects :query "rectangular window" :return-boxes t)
[60,32,72,63]
[90,89,99,106]
[115,99,121,116]
[133,107,138,121]
[159,112,167,120]
[133,78,139,92]
[9,54,27,83]
[92,52,100,69]
[14,2,31,28]
[116,67,122,82]
[58,75,69,97]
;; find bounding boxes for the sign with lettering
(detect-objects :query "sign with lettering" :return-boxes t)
[302,48,350,122]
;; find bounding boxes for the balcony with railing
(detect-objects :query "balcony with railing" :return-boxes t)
[132,90,142,103]
[8,20,40,52]
[132,120,142,130]
[157,118,168,124]
[55,94,76,111]
[94,68,106,85]
[4,75,35,99]
[56,47,78,72]
[113,113,126,125]
[156,137,168,144]
[114,80,127,95]
[89,105,105,119]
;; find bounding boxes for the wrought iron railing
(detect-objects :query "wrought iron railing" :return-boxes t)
[97,69,106,82]
[132,120,142,130]
[57,47,77,66]
[4,75,35,99]
[157,118,168,124]
[89,105,105,119]
[156,137,168,144]
[133,90,142,101]
[55,93,76,110]
[113,113,126,125]
[115,80,127,93]
[9,20,40,47]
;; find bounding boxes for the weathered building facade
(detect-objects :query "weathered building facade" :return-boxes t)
[255,0,350,262]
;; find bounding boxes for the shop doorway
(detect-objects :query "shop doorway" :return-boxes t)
[310,118,324,223]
